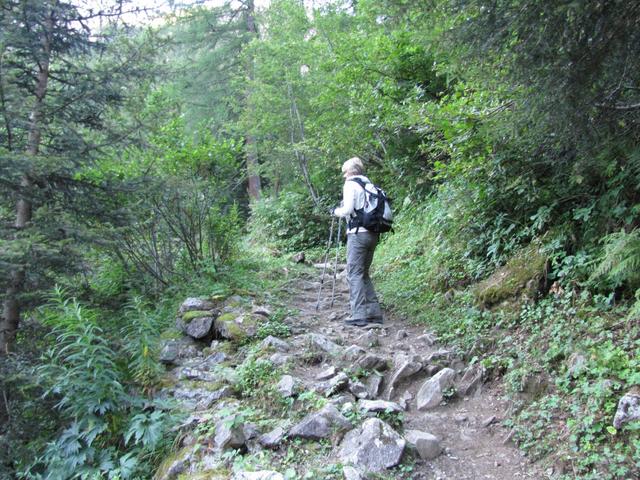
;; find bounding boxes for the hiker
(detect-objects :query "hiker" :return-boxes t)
[332,157,383,326]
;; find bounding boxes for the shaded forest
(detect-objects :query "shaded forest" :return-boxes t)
[1,0,639,478]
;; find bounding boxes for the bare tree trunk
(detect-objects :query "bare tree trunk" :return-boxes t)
[0,14,51,355]
[244,0,261,202]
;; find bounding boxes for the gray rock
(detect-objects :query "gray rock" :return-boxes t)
[425,349,453,363]
[260,335,291,352]
[366,373,384,399]
[330,393,357,409]
[416,333,437,346]
[215,414,245,450]
[288,404,352,440]
[567,352,588,377]
[399,391,413,411]
[342,345,367,361]
[269,353,291,366]
[482,415,497,427]
[316,366,337,380]
[183,315,216,339]
[348,379,369,399]
[395,329,408,341]
[234,472,284,480]
[179,297,216,315]
[216,313,259,341]
[357,354,389,371]
[178,367,215,382]
[197,387,235,410]
[317,372,349,396]
[416,368,456,410]
[338,418,405,472]
[343,466,364,480]
[159,338,199,365]
[243,423,261,440]
[424,364,441,376]
[307,333,342,355]
[277,375,297,398]
[613,389,640,429]
[385,354,423,399]
[358,399,404,414]
[252,305,272,317]
[356,330,379,348]
[404,429,442,460]
[456,364,485,397]
[292,252,306,264]
[258,426,286,449]
[203,351,227,367]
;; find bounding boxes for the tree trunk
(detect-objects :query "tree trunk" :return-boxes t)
[244,0,261,202]
[0,13,51,355]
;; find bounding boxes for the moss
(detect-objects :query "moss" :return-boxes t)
[153,446,191,480]
[182,310,213,323]
[160,328,183,341]
[474,244,547,307]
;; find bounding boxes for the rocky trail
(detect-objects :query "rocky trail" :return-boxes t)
[155,262,544,480]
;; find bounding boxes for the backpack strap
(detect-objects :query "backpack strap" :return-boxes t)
[347,177,368,190]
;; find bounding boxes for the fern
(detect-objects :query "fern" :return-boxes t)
[121,297,163,392]
[592,229,640,288]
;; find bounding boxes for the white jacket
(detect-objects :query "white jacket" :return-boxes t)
[333,175,371,234]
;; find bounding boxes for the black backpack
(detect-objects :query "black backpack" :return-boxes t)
[348,177,394,233]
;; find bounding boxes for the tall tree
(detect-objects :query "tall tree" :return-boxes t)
[0,0,155,353]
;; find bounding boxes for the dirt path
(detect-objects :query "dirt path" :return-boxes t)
[282,265,542,479]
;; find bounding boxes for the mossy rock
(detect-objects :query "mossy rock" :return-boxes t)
[215,312,258,343]
[160,328,183,341]
[182,310,215,323]
[474,244,547,307]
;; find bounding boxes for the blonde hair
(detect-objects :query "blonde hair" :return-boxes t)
[341,156,364,176]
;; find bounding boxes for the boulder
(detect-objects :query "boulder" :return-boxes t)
[416,368,456,410]
[404,430,442,460]
[613,388,640,429]
[288,404,352,440]
[338,418,405,472]
[216,313,259,342]
[177,315,216,340]
[343,466,364,480]
[269,352,291,366]
[455,364,485,397]
[178,297,216,315]
[348,379,369,399]
[342,345,367,361]
[316,366,337,380]
[252,305,272,317]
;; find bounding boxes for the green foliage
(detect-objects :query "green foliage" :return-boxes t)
[249,191,330,251]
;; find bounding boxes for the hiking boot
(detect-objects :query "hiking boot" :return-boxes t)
[345,317,368,327]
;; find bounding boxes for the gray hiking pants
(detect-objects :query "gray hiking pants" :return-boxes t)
[346,231,382,321]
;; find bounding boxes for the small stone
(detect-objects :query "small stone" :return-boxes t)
[395,329,408,340]
[317,372,349,396]
[307,333,342,355]
[356,330,379,348]
[425,364,441,376]
[269,353,291,366]
[357,354,389,371]
[316,366,337,380]
[277,375,297,398]
[404,430,442,460]
[292,252,305,264]
[260,336,291,352]
[252,305,272,317]
[399,391,413,411]
[338,418,405,472]
[416,333,437,346]
[416,368,456,410]
[343,466,364,480]
[258,426,286,449]
[348,379,369,399]
[214,414,245,450]
[179,297,216,315]
[366,373,384,399]
[358,399,404,414]
[613,389,640,429]
[343,345,367,361]
[482,415,497,427]
[288,404,352,440]
[454,414,468,424]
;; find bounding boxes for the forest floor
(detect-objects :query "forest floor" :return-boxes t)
[283,263,544,480]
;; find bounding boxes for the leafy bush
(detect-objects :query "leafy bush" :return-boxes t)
[249,191,330,252]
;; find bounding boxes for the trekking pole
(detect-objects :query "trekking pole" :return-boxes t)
[316,215,335,311]
[330,217,342,308]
